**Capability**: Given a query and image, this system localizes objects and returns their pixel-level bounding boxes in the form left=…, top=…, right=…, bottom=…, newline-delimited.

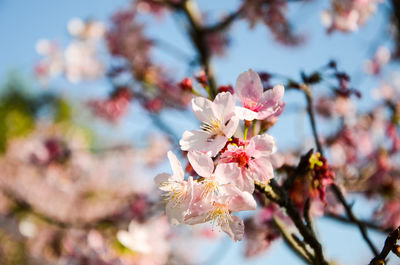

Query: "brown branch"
left=369, top=226, right=400, bottom=265
left=203, top=6, right=245, bottom=33
left=174, top=0, right=217, bottom=97
left=325, top=213, right=393, bottom=234
left=330, top=184, right=379, bottom=256
left=273, top=216, right=313, bottom=264
left=256, top=180, right=329, bottom=265
left=302, top=85, right=323, bottom=155
left=301, top=83, right=379, bottom=256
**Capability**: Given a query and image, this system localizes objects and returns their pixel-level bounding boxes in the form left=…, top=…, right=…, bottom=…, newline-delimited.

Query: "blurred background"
left=0, top=0, right=399, bottom=264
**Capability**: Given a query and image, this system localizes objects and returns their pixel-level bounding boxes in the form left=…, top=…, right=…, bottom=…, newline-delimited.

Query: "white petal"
left=180, top=130, right=227, bottom=157
left=192, top=96, right=213, bottom=123
left=206, top=135, right=228, bottom=157
left=166, top=202, right=188, bottom=225
left=223, top=116, right=239, bottom=138
left=154, top=173, right=172, bottom=189
left=117, top=231, right=134, bottom=249
left=212, top=92, right=235, bottom=121
left=235, top=106, right=258, bottom=121
left=187, top=151, right=214, bottom=178
left=180, top=130, right=210, bottom=152
left=167, top=151, right=184, bottom=181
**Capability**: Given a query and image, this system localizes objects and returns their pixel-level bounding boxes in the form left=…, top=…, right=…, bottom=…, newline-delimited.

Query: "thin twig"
left=330, top=184, right=379, bottom=256
left=369, top=226, right=400, bottom=265
left=325, top=213, right=393, bottom=234
left=301, top=83, right=379, bottom=256
left=256, top=180, right=329, bottom=265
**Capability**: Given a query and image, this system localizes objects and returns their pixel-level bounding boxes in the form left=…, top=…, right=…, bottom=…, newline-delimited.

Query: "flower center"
left=244, top=99, right=262, bottom=112
left=200, top=117, right=224, bottom=139
left=200, top=177, right=219, bottom=198
left=207, top=202, right=232, bottom=227
left=162, top=182, right=187, bottom=206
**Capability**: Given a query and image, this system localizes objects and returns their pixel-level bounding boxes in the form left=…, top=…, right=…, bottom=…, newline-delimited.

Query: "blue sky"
left=0, top=0, right=397, bottom=264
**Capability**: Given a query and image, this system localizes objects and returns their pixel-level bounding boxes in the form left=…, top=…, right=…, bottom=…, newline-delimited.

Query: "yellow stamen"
left=206, top=202, right=232, bottom=228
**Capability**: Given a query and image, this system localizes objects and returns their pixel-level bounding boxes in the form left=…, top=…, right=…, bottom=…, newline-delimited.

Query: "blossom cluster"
left=321, top=0, right=383, bottom=33
left=155, top=69, right=285, bottom=241
left=35, top=18, right=105, bottom=84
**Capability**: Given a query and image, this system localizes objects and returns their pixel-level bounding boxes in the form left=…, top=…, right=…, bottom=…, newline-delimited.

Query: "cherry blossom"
left=219, top=134, right=277, bottom=192
left=234, top=69, right=285, bottom=121
left=180, top=92, right=239, bottom=157
left=155, top=151, right=194, bottom=225
left=185, top=184, right=256, bottom=241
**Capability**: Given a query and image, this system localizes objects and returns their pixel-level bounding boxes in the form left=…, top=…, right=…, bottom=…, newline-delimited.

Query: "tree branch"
left=369, top=226, right=400, bottom=265
left=301, top=84, right=379, bottom=256
left=256, top=180, right=329, bottom=265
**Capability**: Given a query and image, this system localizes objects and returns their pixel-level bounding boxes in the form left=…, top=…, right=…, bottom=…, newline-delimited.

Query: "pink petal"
left=257, top=101, right=285, bottom=120
left=261, top=84, right=284, bottom=104
left=235, top=106, right=258, bottom=121
left=221, top=215, right=245, bottom=242
left=229, top=189, right=257, bottom=212
left=235, top=69, right=263, bottom=105
left=252, top=134, right=277, bottom=157
left=188, top=151, right=214, bottom=178
left=166, top=202, right=188, bottom=225
left=206, top=134, right=229, bottom=157
left=214, top=163, right=241, bottom=186
left=248, top=158, right=274, bottom=182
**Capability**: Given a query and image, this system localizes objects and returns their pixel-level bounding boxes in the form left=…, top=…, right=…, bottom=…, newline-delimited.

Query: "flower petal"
left=235, top=69, right=263, bottom=105
left=222, top=115, right=239, bottom=138
left=251, top=134, right=277, bottom=157
left=180, top=130, right=210, bottom=152
left=225, top=186, right=257, bottom=212
left=214, top=163, right=241, bottom=186
left=248, top=158, right=274, bottom=182
left=235, top=106, right=258, bottom=121
left=154, top=173, right=172, bottom=190
left=221, top=215, right=245, bottom=242
left=207, top=135, right=229, bottom=157
left=167, top=151, right=184, bottom=181
left=212, top=92, right=235, bottom=122
left=188, top=151, right=214, bottom=178
left=180, top=130, right=228, bottom=157
left=166, top=202, right=188, bottom=225
left=192, top=96, right=213, bottom=123
left=261, top=84, right=284, bottom=104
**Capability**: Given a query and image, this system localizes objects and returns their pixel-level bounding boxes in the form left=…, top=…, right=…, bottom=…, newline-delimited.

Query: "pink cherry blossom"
left=187, top=151, right=242, bottom=197
left=234, top=69, right=285, bottom=121
left=219, top=134, right=277, bottom=192
left=180, top=92, right=239, bottom=157
left=154, top=151, right=194, bottom=225
left=184, top=184, right=257, bottom=241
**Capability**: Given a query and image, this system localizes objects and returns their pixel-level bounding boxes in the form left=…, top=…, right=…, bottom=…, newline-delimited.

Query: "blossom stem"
left=243, top=121, right=250, bottom=140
